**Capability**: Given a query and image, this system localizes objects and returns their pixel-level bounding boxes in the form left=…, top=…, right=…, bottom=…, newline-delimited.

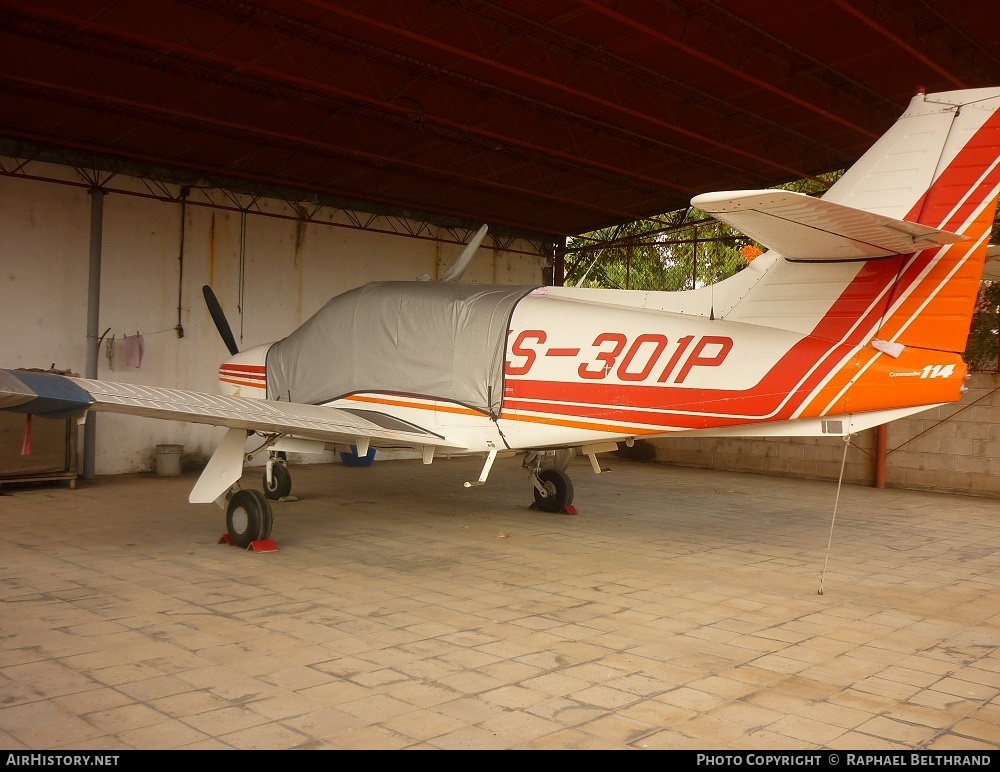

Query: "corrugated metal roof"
left=1, top=0, right=998, bottom=240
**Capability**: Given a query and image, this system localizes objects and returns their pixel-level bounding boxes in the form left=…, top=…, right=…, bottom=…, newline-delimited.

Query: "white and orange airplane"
left=3, top=86, right=1000, bottom=548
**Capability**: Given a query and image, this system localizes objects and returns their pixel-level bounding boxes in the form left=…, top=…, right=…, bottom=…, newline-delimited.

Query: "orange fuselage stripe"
left=220, top=377, right=267, bottom=389
left=344, top=394, right=483, bottom=417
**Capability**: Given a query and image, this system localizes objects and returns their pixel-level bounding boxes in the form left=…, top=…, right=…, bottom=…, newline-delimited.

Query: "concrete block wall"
left=882, top=372, right=1000, bottom=496
left=651, top=432, right=877, bottom=487
left=651, top=373, right=1000, bottom=498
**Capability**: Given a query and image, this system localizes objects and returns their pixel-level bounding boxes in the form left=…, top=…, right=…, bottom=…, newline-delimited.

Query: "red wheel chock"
left=218, top=535, right=279, bottom=552
left=528, top=503, right=579, bottom=515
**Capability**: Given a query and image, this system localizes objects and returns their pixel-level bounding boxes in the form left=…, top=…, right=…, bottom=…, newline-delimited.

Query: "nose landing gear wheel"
left=226, top=489, right=274, bottom=548
left=262, top=463, right=292, bottom=500
left=532, top=468, right=574, bottom=513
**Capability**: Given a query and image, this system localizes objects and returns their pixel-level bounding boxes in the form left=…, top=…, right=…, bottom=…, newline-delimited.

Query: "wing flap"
left=0, top=370, right=465, bottom=449
left=693, top=189, right=967, bottom=261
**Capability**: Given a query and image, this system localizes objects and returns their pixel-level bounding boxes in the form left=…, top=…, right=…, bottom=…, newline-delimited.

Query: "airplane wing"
left=0, top=369, right=464, bottom=449
left=692, top=189, right=967, bottom=261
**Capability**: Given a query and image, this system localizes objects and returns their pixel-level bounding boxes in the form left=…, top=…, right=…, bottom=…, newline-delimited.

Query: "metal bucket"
left=155, top=444, right=183, bottom=476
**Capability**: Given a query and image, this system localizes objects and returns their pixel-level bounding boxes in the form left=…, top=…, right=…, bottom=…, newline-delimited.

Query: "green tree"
left=565, top=172, right=845, bottom=292
left=565, top=210, right=754, bottom=291
left=964, top=282, right=999, bottom=371
left=963, top=221, right=1000, bottom=372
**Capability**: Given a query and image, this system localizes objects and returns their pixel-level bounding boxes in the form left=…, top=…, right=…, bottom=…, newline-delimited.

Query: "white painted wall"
left=0, top=163, right=547, bottom=474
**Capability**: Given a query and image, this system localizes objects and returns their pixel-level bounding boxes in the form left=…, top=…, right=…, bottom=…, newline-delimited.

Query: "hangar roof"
left=2, top=0, right=999, bottom=241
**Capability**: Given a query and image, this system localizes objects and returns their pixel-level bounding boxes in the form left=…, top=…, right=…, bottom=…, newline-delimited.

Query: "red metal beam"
left=471, top=0, right=860, bottom=158
left=0, top=126, right=574, bottom=236
left=828, top=0, right=967, bottom=89
left=299, top=0, right=827, bottom=182
left=0, top=1, right=704, bottom=196
left=575, top=0, right=880, bottom=141
left=0, top=72, right=667, bottom=224
left=183, top=0, right=849, bottom=181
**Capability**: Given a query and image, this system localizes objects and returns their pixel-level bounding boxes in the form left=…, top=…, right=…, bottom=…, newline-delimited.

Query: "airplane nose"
left=218, top=361, right=267, bottom=390
left=216, top=343, right=272, bottom=397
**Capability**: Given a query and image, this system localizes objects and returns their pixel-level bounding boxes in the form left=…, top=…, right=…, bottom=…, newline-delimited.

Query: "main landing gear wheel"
left=533, top=468, right=574, bottom=513
left=226, top=489, right=274, bottom=548
left=263, top=463, right=292, bottom=500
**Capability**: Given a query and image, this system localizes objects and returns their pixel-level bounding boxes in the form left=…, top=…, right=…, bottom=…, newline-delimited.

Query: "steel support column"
left=874, top=424, right=887, bottom=488
left=83, top=188, right=105, bottom=480
left=554, top=237, right=566, bottom=286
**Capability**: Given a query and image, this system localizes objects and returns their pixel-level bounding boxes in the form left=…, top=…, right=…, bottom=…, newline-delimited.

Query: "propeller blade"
left=202, top=285, right=239, bottom=355
left=440, top=224, right=488, bottom=282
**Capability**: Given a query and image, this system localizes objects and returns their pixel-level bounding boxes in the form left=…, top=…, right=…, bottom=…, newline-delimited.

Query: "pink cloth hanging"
left=123, top=334, right=144, bottom=368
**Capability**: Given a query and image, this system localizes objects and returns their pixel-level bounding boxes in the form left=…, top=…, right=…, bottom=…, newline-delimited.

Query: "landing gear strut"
left=263, top=454, right=292, bottom=500
left=191, top=428, right=280, bottom=551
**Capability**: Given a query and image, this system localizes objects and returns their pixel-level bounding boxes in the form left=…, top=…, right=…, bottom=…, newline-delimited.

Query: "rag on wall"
left=123, top=334, right=144, bottom=368
left=105, top=334, right=115, bottom=371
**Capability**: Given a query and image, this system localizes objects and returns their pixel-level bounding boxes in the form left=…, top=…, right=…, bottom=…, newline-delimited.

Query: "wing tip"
left=0, top=368, right=93, bottom=418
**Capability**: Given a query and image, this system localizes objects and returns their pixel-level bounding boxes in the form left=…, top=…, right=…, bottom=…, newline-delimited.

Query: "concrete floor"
left=1, top=454, right=999, bottom=750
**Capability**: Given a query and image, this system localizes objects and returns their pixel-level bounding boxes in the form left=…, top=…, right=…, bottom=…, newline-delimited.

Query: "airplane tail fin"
left=825, top=88, right=1000, bottom=355
left=703, top=88, right=1000, bottom=351
left=695, top=88, right=1000, bottom=422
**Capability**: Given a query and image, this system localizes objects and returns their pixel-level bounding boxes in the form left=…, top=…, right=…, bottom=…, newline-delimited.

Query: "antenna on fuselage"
left=439, top=224, right=489, bottom=282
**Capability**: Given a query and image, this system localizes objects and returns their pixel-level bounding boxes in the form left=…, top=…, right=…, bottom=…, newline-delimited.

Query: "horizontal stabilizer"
left=692, top=189, right=967, bottom=261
